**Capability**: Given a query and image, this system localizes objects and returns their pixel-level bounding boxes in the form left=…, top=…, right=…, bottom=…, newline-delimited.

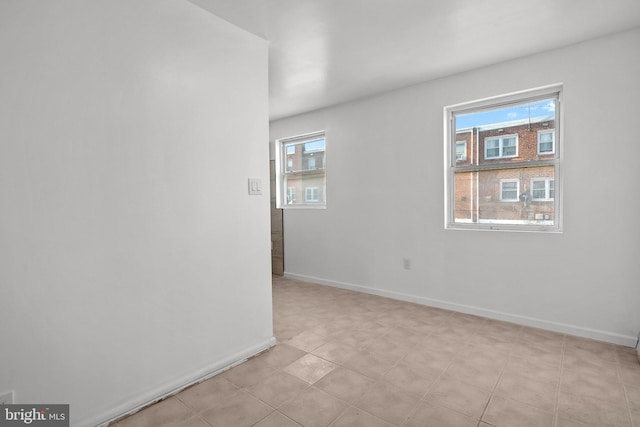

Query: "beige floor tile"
left=504, top=354, right=561, bottom=383
left=494, top=371, right=557, bottom=412
left=222, top=357, right=277, bottom=388
left=285, top=330, right=328, bottom=352
left=365, top=335, right=413, bottom=364
left=482, top=395, right=554, bottom=427
left=331, top=329, right=379, bottom=350
left=401, top=347, right=453, bottom=373
left=617, top=348, right=640, bottom=366
left=314, top=367, right=375, bottom=404
left=279, top=386, right=348, bottom=427
left=177, top=376, right=240, bottom=413
left=118, top=397, right=194, bottom=427
left=424, top=375, right=490, bottom=419
left=283, top=353, right=337, bottom=384
left=556, top=417, right=592, bottom=427
left=626, top=383, right=640, bottom=412
left=562, top=352, right=619, bottom=379
left=253, top=411, right=302, bottom=427
left=248, top=370, right=309, bottom=408
left=200, top=391, right=273, bottom=427
left=620, top=363, right=640, bottom=386
left=258, top=343, right=307, bottom=369
left=329, top=406, right=394, bottom=427
left=511, top=341, right=564, bottom=366
left=383, top=362, right=440, bottom=398
left=518, top=327, right=565, bottom=349
left=557, top=391, right=631, bottom=426
left=560, top=368, right=625, bottom=403
left=312, top=341, right=361, bottom=365
left=173, top=417, right=211, bottom=427
left=404, top=401, right=477, bottom=427
left=354, top=381, right=420, bottom=426
left=342, top=349, right=395, bottom=379
left=565, top=336, right=618, bottom=362
left=444, top=357, right=503, bottom=391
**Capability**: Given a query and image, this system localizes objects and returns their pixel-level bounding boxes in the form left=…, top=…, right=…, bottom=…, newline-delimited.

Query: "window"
left=538, top=129, right=555, bottom=154
left=444, top=84, right=562, bottom=232
left=305, top=187, right=319, bottom=202
left=455, top=141, right=467, bottom=161
left=500, top=179, right=519, bottom=201
left=485, top=135, right=518, bottom=159
left=287, top=187, right=296, bottom=204
left=276, top=131, right=326, bottom=208
left=531, top=178, right=554, bottom=201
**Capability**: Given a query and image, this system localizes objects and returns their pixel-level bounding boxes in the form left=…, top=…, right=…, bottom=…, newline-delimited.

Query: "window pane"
left=502, top=137, right=517, bottom=156
left=284, top=138, right=325, bottom=173
left=453, top=166, right=555, bottom=225
left=283, top=174, right=324, bottom=206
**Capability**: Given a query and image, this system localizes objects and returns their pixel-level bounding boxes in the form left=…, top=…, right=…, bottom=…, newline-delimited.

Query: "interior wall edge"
left=283, top=272, right=637, bottom=348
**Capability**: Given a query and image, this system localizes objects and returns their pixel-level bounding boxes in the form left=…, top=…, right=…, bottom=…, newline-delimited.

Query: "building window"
left=287, top=187, right=296, bottom=204
left=500, top=179, right=519, bottom=201
left=538, top=129, right=555, bottom=154
left=276, top=131, right=326, bottom=208
left=305, top=187, right=319, bottom=202
left=485, top=135, right=518, bottom=159
left=455, top=141, right=467, bottom=161
left=444, top=84, right=562, bottom=232
left=531, top=178, right=554, bottom=201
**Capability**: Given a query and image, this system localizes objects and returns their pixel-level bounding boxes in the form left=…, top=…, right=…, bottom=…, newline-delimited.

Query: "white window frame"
left=537, top=129, right=555, bottom=154
left=275, top=131, right=326, bottom=209
left=455, top=140, right=467, bottom=161
left=500, top=179, right=519, bottom=201
left=531, top=178, right=554, bottom=201
left=305, top=187, right=320, bottom=202
left=444, top=84, right=563, bottom=232
left=485, top=134, right=518, bottom=159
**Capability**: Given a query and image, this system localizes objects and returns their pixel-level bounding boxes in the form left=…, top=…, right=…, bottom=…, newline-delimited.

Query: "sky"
left=456, top=98, right=555, bottom=130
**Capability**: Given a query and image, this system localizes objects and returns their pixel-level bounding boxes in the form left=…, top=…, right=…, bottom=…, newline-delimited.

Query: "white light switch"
left=248, top=178, right=263, bottom=195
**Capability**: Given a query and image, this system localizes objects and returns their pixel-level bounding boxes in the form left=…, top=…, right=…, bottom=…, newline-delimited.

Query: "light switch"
left=248, top=178, right=263, bottom=195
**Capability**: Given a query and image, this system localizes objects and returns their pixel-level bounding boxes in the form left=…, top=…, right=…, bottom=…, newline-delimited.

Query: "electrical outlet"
left=403, top=258, right=411, bottom=270
left=0, top=390, right=14, bottom=404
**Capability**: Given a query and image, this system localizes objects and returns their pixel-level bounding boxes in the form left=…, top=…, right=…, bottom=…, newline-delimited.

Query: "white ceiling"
left=190, top=0, right=640, bottom=120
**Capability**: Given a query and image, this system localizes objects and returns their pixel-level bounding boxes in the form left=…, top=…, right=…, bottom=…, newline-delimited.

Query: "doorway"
left=270, top=160, right=284, bottom=275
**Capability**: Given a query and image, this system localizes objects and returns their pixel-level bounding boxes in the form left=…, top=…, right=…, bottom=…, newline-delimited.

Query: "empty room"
left=1, top=1, right=639, bottom=426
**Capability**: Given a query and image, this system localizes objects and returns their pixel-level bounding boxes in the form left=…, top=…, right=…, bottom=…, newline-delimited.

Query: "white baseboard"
left=78, top=336, right=276, bottom=427
left=284, top=272, right=637, bottom=348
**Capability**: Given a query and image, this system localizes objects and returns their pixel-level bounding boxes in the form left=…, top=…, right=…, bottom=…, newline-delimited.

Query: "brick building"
left=454, top=115, right=555, bottom=224
left=284, top=140, right=326, bottom=205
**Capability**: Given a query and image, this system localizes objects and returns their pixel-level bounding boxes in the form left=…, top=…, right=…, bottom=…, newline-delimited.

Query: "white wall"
left=270, top=28, right=640, bottom=346
left=0, top=1, right=271, bottom=426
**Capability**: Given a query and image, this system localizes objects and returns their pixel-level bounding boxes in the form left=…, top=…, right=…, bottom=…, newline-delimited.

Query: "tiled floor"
left=115, top=276, right=640, bottom=427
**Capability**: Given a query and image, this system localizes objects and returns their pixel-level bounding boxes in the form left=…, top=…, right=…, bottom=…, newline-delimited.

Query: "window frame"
left=275, top=130, right=326, bottom=209
left=485, top=134, right=518, bottom=159
left=305, top=187, right=320, bottom=202
left=500, top=179, right=520, bottom=202
left=531, top=178, right=554, bottom=201
left=537, top=129, right=555, bottom=155
left=455, top=140, right=467, bottom=162
left=444, top=84, right=563, bottom=233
